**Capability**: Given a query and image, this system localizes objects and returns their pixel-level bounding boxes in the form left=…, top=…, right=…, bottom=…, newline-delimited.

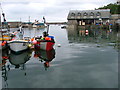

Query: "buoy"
left=85, top=30, right=89, bottom=35
left=86, top=33, right=89, bottom=35
left=45, top=37, right=51, bottom=40
left=2, top=56, right=8, bottom=60
left=28, top=44, right=32, bottom=47
left=85, top=30, right=88, bottom=33
left=57, top=44, right=61, bottom=47
left=33, top=40, right=37, bottom=44
left=44, top=62, right=50, bottom=67
left=97, top=44, right=101, bottom=47
left=31, top=38, right=34, bottom=41
left=1, top=41, right=6, bottom=46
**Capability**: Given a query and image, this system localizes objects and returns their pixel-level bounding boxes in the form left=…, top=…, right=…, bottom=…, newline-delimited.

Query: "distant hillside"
left=97, top=2, right=120, bottom=14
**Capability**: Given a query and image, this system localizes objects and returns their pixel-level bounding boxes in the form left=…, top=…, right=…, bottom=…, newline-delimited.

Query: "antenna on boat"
left=29, top=16, right=30, bottom=23
left=0, top=3, right=10, bottom=32
left=0, top=15, right=1, bottom=31
left=0, top=3, right=6, bottom=22
left=47, top=25, right=49, bottom=34
left=0, top=3, right=3, bottom=31
left=43, top=16, right=46, bottom=24
left=20, top=18, right=21, bottom=22
left=43, top=16, right=49, bottom=34
left=0, top=3, right=7, bottom=27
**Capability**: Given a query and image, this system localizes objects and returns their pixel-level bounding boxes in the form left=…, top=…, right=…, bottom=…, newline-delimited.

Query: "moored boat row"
left=1, top=27, right=55, bottom=53
left=1, top=12, right=55, bottom=52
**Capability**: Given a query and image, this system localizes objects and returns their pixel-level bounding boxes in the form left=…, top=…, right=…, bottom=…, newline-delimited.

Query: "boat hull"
left=9, top=40, right=29, bottom=52
left=34, top=41, right=54, bottom=51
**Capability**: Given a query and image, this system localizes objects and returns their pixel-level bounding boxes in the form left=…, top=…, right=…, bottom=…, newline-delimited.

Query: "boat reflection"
left=2, top=49, right=32, bottom=88
left=67, top=27, right=118, bottom=48
left=34, top=49, right=56, bottom=70
left=2, top=48, right=10, bottom=88
left=2, top=48, right=9, bottom=69
left=9, top=49, right=32, bottom=69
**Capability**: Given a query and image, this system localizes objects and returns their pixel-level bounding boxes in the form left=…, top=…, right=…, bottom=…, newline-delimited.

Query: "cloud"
left=1, top=0, right=117, bottom=22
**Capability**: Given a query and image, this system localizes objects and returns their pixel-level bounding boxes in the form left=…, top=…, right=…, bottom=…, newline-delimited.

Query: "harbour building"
left=67, top=9, right=110, bottom=29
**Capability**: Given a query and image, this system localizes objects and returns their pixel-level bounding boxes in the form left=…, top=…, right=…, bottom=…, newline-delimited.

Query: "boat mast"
left=29, top=16, right=30, bottom=23
left=20, top=18, right=21, bottom=23
left=0, top=3, right=3, bottom=43
left=28, top=16, right=31, bottom=29
left=0, top=9, right=1, bottom=32
left=0, top=3, right=9, bottom=31
left=43, top=16, right=46, bottom=24
left=0, top=3, right=3, bottom=31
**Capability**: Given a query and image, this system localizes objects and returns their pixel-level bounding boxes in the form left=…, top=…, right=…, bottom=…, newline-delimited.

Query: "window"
left=83, top=12, right=88, bottom=16
left=96, top=12, right=101, bottom=16
left=90, top=12, right=94, bottom=16
left=71, top=13, right=75, bottom=16
left=77, top=13, right=81, bottom=16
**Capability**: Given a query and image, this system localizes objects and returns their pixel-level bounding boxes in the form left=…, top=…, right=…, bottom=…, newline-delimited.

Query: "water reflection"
left=2, top=48, right=10, bottom=88
left=34, top=49, right=56, bottom=70
left=1, top=26, right=118, bottom=88
left=9, top=50, right=32, bottom=69
left=2, top=49, right=32, bottom=88
left=67, top=27, right=119, bottom=49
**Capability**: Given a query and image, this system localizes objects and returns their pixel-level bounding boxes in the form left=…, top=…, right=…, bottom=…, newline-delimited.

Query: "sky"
left=0, top=0, right=117, bottom=22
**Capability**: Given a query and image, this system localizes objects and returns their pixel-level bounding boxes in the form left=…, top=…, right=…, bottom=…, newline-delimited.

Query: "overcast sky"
left=0, top=0, right=117, bottom=22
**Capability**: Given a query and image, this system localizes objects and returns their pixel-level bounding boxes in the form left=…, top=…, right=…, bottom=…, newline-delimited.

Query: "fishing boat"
left=32, top=21, right=55, bottom=51
left=8, top=26, right=32, bottom=52
left=8, top=40, right=30, bottom=52
left=0, top=10, right=15, bottom=50
left=0, top=31, right=16, bottom=50
left=33, top=35, right=55, bottom=51
left=34, top=41, right=55, bottom=51
left=33, top=23, right=47, bottom=28
left=32, top=17, right=47, bottom=28
left=61, top=25, right=67, bottom=29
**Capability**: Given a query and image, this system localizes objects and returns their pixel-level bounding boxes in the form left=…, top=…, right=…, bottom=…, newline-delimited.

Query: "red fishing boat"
left=33, top=35, right=55, bottom=51
left=33, top=31, right=55, bottom=51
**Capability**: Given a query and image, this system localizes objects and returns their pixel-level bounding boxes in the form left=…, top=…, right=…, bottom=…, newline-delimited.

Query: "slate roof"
left=67, top=9, right=110, bottom=20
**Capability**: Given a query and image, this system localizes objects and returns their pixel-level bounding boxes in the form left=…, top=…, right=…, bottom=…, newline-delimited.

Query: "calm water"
left=1, top=25, right=118, bottom=88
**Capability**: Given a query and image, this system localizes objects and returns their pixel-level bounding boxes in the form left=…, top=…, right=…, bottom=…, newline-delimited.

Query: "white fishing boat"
left=32, top=17, right=47, bottom=28
left=8, top=40, right=30, bottom=52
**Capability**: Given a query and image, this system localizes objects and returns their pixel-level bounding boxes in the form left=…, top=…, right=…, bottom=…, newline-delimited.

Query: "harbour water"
left=1, top=25, right=118, bottom=88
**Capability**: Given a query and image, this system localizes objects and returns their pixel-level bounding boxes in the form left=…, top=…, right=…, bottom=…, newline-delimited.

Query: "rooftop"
left=67, top=9, right=110, bottom=20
